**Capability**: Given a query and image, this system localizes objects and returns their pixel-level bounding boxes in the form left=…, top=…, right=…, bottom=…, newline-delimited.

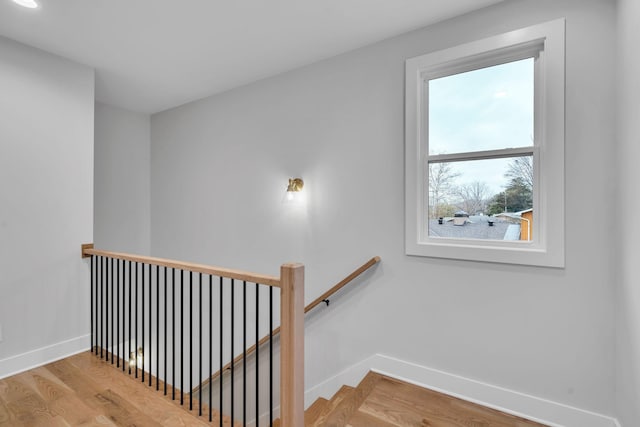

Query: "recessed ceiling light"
left=12, top=0, right=38, bottom=9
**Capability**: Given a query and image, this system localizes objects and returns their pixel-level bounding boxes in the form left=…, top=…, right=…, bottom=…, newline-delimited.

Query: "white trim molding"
left=305, top=353, right=620, bottom=427
left=0, top=334, right=90, bottom=379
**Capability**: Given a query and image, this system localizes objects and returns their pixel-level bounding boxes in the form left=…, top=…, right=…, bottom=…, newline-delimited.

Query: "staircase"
left=277, top=372, right=550, bottom=427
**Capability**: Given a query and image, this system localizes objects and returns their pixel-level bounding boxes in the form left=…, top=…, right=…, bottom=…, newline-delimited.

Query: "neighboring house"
left=494, top=209, right=533, bottom=241
left=520, top=209, right=533, bottom=241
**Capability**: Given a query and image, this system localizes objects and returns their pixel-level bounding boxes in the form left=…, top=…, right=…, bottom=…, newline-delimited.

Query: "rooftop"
left=428, top=215, right=521, bottom=240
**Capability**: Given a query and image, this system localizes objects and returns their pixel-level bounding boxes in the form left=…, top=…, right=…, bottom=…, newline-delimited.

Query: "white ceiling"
left=0, top=0, right=503, bottom=114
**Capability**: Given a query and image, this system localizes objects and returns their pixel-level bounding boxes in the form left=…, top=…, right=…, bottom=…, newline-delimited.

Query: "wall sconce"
left=129, top=347, right=143, bottom=367
left=286, top=178, right=304, bottom=201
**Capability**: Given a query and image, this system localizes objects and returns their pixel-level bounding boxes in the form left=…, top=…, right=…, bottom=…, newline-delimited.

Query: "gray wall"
left=0, top=37, right=94, bottom=360
left=616, top=0, right=640, bottom=425
left=94, top=102, right=151, bottom=254
left=151, top=0, right=617, bottom=416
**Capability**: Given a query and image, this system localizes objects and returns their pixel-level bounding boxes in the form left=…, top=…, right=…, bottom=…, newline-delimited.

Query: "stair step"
left=309, top=385, right=355, bottom=427
left=322, top=372, right=383, bottom=427
left=272, top=397, right=330, bottom=427
left=352, top=375, right=548, bottom=427
left=281, top=370, right=549, bottom=427
left=305, top=397, right=330, bottom=426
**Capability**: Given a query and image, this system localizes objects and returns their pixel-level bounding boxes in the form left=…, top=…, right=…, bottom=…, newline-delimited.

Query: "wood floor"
left=1, top=351, right=550, bottom=427
left=0, top=351, right=233, bottom=427
left=302, top=372, right=550, bottom=427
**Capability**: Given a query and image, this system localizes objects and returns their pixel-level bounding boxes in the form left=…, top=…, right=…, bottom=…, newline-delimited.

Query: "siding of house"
left=520, top=210, right=533, bottom=241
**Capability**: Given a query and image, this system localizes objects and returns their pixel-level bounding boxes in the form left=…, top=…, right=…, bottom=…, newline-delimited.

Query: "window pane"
left=428, top=58, right=534, bottom=155
left=427, top=156, right=533, bottom=241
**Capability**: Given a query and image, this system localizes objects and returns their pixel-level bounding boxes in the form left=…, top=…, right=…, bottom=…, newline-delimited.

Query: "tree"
left=486, top=157, right=534, bottom=215
left=428, top=162, right=460, bottom=218
left=506, top=156, right=533, bottom=192
left=455, top=181, right=490, bottom=215
left=487, top=178, right=533, bottom=215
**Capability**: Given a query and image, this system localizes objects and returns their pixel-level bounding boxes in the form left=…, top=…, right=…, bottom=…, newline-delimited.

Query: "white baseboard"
left=304, top=353, right=621, bottom=427
left=0, top=334, right=90, bottom=379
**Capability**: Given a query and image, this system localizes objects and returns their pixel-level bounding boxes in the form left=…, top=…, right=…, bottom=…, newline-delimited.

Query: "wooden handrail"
left=193, top=256, right=381, bottom=394
left=81, top=244, right=281, bottom=287
left=305, top=256, right=381, bottom=313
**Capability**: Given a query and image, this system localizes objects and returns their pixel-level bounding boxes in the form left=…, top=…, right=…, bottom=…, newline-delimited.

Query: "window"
left=405, top=19, right=565, bottom=267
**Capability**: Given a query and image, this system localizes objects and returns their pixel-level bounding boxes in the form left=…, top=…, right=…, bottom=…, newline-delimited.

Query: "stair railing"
left=81, top=243, right=304, bottom=427
left=194, top=256, right=382, bottom=394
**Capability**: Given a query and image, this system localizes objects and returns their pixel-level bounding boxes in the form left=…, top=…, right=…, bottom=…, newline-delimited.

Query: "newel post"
left=279, top=263, right=305, bottom=427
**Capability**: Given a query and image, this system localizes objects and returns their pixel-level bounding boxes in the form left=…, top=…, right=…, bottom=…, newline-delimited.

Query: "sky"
left=428, top=57, right=534, bottom=195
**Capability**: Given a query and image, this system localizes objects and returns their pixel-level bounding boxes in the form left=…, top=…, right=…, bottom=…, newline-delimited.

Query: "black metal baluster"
left=104, top=257, right=107, bottom=359
left=231, top=279, right=235, bottom=425
left=181, top=269, right=184, bottom=406
left=243, top=281, right=247, bottom=427
left=111, top=257, right=114, bottom=364
left=117, top=259, right=120, bottom=368
left=121, top=260, right=126, bottom=372
left=90, top=255, right=94, bottom=353
left=96, top=256, right=100, bottom=356
left=135, top=262, right=139, bottom=378
left=209, top=275, right=213, bottom=423
left=121, top=260, right=125, bottom=370
left=172, top=268, right=176, bottom=400
left=199, top=273, right=203, bottom=417
left=156, top=265, right=160, bottom=391
left=103, top=256, right=106, bottom=358
left=106, top=258, right=110, bottom=362
left=269, top=285, right=273, bottom=426
left=219, top=277, right=224, bottom=427
left=100, top=256, right=104, bottom=358
left=164, top=266, right=168, bottom=395
left=142, top=263, right=145, bottom=383
left=149, top=263, right=152, bottom=387
left=189, top=271, right=193, bottom=411
left=129, top=261, right=132, bottom=375
left=256, top=283, right=259, bottom=424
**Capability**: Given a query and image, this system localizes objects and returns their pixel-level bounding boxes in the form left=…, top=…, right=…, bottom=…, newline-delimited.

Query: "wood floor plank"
left=74, top=355, right=210, bottom=426
left=0, top=400, right=12, bottom=424
left=48, top=393, right=100, bottom=426
left=76, top=414, right=119, bottom=427
left=0, top=352, right=223, bottom=427
left=0, top=377, right=36, bottom=404
left=29, top=372, right=72, bottom=403
left=347, top=409, right=399, bottom=427
left=75, top=352, right=241, bottom=427
left=4, top=392, right=56, bottom=427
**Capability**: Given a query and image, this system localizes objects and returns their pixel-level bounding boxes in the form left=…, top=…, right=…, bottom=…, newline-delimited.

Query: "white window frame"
left=405, top=19, right=565, bottom=267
